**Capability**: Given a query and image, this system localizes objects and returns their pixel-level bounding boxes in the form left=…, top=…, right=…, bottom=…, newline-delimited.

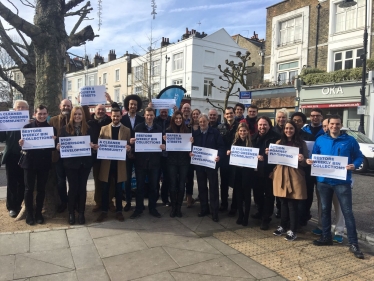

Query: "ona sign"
left=322, top=86, right=343, bottom=95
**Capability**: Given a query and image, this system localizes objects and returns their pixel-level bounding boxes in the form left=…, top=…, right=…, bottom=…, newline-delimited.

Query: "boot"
left=176, top=190, right=185, bottom=218
left=242, top=208, right=250, bottom=226
left=170, top=191, right=177, bottom=218
left=236, top=208, right=243, bottom=225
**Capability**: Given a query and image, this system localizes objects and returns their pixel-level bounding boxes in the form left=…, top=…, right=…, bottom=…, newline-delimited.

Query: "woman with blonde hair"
left=57, top=106, right=97, bottom=225
left=191, top=109, right=201, bottom=132
left=227, top=123, right=255, bottom=226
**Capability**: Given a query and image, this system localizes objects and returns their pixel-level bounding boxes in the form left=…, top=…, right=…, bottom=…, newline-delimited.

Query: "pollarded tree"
left=0, top=0, right=97, bottom=115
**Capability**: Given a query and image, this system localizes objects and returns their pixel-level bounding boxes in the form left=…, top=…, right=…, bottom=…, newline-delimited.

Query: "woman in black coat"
left=57, top=106, right=97, bottom=225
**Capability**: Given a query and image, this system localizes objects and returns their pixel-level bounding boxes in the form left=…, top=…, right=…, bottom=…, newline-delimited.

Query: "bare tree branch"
left=19, top=0, right=35, bottom=8
left=16, top=28, right=29, bottom=48
left=67, top=25, right=96, bottom=49
left=0, top=65, right=23, bottom=93
left=64, top=0, right=86, bottom=13
left=6, top=0, right=18, bottom=15
left=69, top=1, right=92, bottom=36
left=205, top=98, right=224, bottom=112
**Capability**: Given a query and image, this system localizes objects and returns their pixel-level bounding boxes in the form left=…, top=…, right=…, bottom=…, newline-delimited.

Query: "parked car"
left=341, top=127, right=374, bottom=173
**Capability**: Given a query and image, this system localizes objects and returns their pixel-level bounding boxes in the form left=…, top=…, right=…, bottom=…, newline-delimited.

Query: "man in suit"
left=96, top=107, right=131, bottom=222
left=0, top=100, right=29, bottom=218
left=120, top=95, right=145, bottom=212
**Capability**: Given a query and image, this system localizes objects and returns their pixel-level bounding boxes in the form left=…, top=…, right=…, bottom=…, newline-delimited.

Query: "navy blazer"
left=120, top=114, right=145, bottom=138
left=192, top=127, right=225, bottom=171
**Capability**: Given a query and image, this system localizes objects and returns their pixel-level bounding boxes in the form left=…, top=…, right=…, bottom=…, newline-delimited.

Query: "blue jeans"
left=135, top=168, right=159, bottom=212
left=317, top=182, right=357, bottom=245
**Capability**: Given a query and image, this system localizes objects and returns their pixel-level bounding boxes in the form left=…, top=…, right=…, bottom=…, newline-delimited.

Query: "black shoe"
left=242, top=219, right=248, bottom=227
left=260, top=219, right=270, bottom=230
left=9, top=210, right=18, bottom=218
left=130, top=210, right=142, bottom=219
left=349, top=244, right=364, bottom=259
left=96, top=212, right=108, bottom=222
left=313, top=236, right=333, bottom=246
left=69, top=213, right=76, bottom=225
left=123, top=203, right=131, bottom=212
left=149, top=209, right=161, bottom=218
left=35, top=213, right=44, bottom=224
left=228, top=209, right=237, bottom=217
left=236, top=217, right=243, bottom=225
left=212, top=214, right=219, bottom=222
left=275, top=208, right=281, bottom=218
left=57, top=202, right=67, bottom=213
left=219, top=205, right=228, bottom=212
left=26, top=215, right=35, bottom=226
left=78, top=213, right=85, bottom=225
left=170, top=207, right=176, bottom=218
left=176, top=208, right=182, bottom=218
left=198, top=210, right=210, bottom=217
left=251, top=212, right=262, bottom=220
left=163, top=201, right=171, bottom=207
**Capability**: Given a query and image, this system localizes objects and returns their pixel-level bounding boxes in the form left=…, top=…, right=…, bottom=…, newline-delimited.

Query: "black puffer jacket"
left=165, top=127, right=191, bottom=166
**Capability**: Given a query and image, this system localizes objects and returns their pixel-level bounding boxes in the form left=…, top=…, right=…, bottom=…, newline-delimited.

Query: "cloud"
left=169, top=0, right=274, bottom=12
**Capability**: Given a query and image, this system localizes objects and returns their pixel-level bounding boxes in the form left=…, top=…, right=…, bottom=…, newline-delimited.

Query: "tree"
left=0, top=0, right=97, bottom=115
left=206, top=51, right=255, bottom=112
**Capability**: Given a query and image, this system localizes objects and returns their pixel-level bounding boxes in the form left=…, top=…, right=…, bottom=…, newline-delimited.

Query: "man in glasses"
left=302, top=108, right=324, bottom=138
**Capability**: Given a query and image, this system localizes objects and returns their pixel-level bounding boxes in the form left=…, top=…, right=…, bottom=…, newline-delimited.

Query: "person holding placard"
left=306, top=115, right=364, bottom=259
left=267, top=121, right=308, bottom=241
left=191, top=114, right=225, bottom=222
left=227, top=123, right=254, bottom=226
left=163, top=110, right=192, bottom=218
left=96, top=108, right=131, bottom=223
left=129, top=107, right=165, bottom=219
left=18, top=105, right=57, bottom=225
left=251, top=116, right=280, bottom=230
left=57, top=106, right=97, bottom=225
left=0, top=100, right=29, bottom=218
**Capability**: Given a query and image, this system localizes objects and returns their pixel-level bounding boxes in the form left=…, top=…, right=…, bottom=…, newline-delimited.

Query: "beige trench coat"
left=98, top=123, right=131, bottom=183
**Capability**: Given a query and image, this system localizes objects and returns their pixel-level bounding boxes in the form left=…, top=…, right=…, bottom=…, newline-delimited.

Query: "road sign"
left=239, top=91, right=252, bottom=105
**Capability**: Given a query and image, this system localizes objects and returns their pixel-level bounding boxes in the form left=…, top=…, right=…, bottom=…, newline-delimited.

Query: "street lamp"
left=339, top=0, right=367, bottom=134
left=165, top=55, right=170, bottom=88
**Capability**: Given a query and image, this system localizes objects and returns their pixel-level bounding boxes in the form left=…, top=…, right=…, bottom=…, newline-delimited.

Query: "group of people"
left=1, top=97, right=364, bottom=259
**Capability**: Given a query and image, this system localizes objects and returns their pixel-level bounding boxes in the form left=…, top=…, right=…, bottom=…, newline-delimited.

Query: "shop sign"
left=321, top=86, right=343, bottom=95
left=301, top=102, right=360, bottom=109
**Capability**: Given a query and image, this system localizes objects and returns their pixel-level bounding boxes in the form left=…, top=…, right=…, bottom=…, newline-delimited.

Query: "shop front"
left=299, top=82, right=370, bottom=132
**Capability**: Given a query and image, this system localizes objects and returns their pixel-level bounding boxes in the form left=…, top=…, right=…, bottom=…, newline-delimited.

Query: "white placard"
left=268, top=144, right=299, bottom=168
left=97, top=139, right=127, bottom=161
left=166, top=133, right=192, bottom=151
left=311, top=154, right=348, bottom=180
left=59, top=135, right=91, bottom=158
left=305, top=141, right=315, bottom=158
left=229, top=146, right=259, bottom=169
left=191, top=146, right=217, bottom=169
left=151, top=99, right=176, bottom=109
left=80, top=85, right=106, bottom=106
left=21, top=127, right=55, bottom=150
left=0, top=110, right=29, bottom=131
left=135, top=132, right=162, bottom=152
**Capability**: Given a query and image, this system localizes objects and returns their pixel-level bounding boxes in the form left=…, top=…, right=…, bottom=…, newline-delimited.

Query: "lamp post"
left=165, top=55, right=170, bottom=88
left=339, top=0, right=368, bottom=134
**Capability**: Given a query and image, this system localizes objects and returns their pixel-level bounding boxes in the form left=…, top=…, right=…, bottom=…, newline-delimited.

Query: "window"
left=115, top=69, right=120, bottom=81
left=103, top=73, right=107, bottom=84
left=88, top=75, right=94, bottom=86
left=279, top=16, right=302, bottom=46
left=152, top=83, right=160, bottom=97
left=67, top=80, right=72, bottom=91
left=203, top=79, right=213, bottom=97
left=99, top=77, right=102, bottom=85
left=334, top=48, right=364, bottom=70
left=77, top=78, right=82, bottom=90
left=135, top=66, right=143, bottom=81
left=135, top=86, right=142, bottom=96
left=277, top=61, right=299, bottom=84
left=173, top=52, right=183, bottom=71
left=151, top=60, right=160, bottom=76
left=114, top=88, right=120, bottom=102
left=173, top=79, right=183, bottom=86
left=335, top=0, right=365, bottom=33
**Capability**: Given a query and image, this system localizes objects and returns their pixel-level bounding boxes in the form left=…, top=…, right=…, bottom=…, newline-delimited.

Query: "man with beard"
left=241, top=105, right=259, bottom=136
left=49, top=99, right=72, bottom=213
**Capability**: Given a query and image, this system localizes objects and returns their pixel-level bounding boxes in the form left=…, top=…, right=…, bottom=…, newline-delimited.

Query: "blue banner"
left=156, top=85, right=186, bottom=116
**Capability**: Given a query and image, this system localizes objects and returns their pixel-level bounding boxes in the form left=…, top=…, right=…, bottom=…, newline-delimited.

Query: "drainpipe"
left=315, top=3, right=321, bottom=68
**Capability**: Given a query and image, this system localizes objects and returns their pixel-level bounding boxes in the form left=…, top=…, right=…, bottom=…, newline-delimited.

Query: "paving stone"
left=93, top=232, right=148, bottom=258
left=167, top=238, right=221, bottom=254
left=29, top=271, right=77, bottom=281
left=13, top=255, right=71, bottom=279
left=170, top=271, right=255, bottom=280
left=19, top=248, right=75, bottom=270
left=66, top=228, right=93, bottom=247
left=137, top=232, right=197, bottom=248
left=88, top=225, right=133, bottom=239
left=171, top=256, right=255, bottom=278
left=228, top=253, right=278, bottom=279
left=163, top=246, right=222, bottom=267
left=213, top=231, right=248, bottom=244
left=194, top=216, right=225, bottom=234
left=131, top=271, right=175, bottom=281
left=203, top=237, right=239, bottom=255
left=140, top=223, right=198, bottom=237
left=0, top=233, right=29, bottom=256
left=103, top=247, right=179, bottom=281
left=70, top=244, right=102, bottom=269
left=0, top=255, right=15, bottom=281
left=75, top=265, right=110, bottom=281
left=176, top=216, right=204, bottom=232
left=30, top=230, right=69, bottom=252
left=258, top=276, right=287, bottom=281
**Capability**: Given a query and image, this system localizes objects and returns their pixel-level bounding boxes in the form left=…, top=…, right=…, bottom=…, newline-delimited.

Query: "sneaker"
left=349, top=244, right=364, bottom=259
left=313, top=236, right=333, bottom=246
left=333, top=235, right=343, bottom=244
left=273, top=226, right=286, bottom=236
left=130, top=210, right=142, bottom=219
left=312, top=227, right=322, bottom=235
left=285, top=230, right=297, bottom=241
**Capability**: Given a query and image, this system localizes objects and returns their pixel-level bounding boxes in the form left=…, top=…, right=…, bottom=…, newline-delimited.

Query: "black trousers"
left=125, top=158, right=135, bottom=204
left=6, top=153, right=25, bottom=211
left=280, top=198, right=299, bottom=232
left=102, top=170, right=123, bottom=213
left=196, top=168, right=219, bottom=215
left=235, top=168, right=252, bottom=216
left=253, top=174, right=274, bottom=221
left=185, top=164, right=195, bottom=196
left=299, top=174, right=315, bottom=224
left=157, top=156, right=169, bottom=203
left=65, top=166, right=91, bottom=214
left=24, top=168, right=49, bottom=215
left=55, top=158, right=68, bottom=204
left=219, top=166, right=230, bottom=208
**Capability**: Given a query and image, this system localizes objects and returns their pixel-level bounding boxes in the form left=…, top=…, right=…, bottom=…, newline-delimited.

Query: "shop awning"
left=300, top=102, right=360, bottom=109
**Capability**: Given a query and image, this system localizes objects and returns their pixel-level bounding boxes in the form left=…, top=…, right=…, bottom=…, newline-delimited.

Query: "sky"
left=2, top=0, right=281, bottom=60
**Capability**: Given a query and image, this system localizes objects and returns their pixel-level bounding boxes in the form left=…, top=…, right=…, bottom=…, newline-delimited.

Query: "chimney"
left=108, top=50, right=116, bottom=62
left=94, top=53, right=104, bottom=67
left=161, top=37, right=170, bottom=47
